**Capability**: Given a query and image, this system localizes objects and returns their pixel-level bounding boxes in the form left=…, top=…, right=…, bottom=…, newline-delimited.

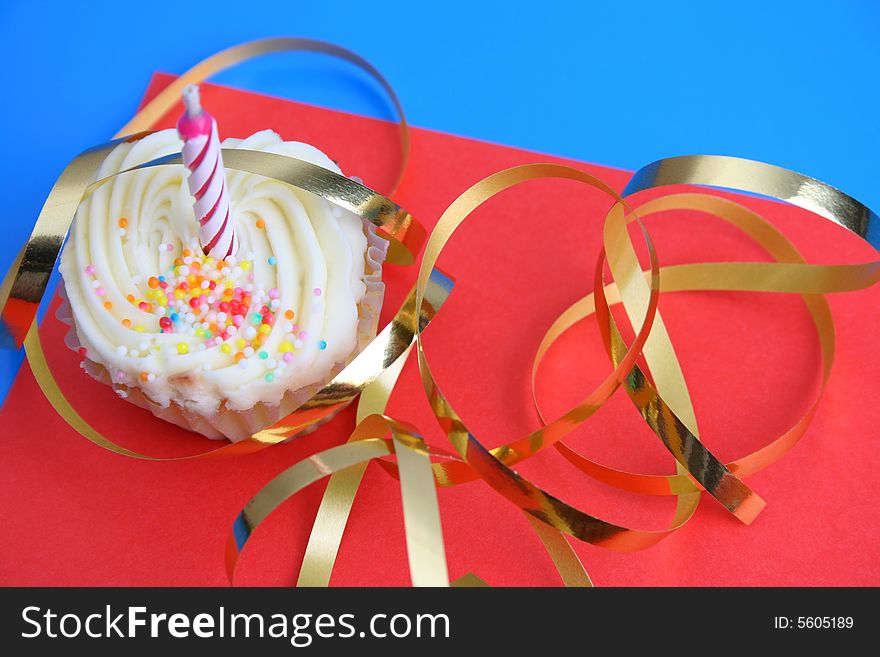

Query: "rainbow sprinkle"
left=85, top=243, right=332, bottom=385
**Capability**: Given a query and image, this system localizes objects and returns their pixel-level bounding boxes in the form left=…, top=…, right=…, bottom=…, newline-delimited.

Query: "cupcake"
left=57, top=125, right=387, bottom=441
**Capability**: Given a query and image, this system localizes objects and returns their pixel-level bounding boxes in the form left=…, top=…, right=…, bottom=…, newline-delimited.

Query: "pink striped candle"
left=177, top=85, right=238, bottom=259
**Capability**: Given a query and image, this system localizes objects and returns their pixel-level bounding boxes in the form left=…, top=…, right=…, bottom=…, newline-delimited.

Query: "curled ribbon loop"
left=232, top=161, right=878, bottom=586
left=542, top=193, right=875, bottom=496
left=410, top=165, right=703, bottom=548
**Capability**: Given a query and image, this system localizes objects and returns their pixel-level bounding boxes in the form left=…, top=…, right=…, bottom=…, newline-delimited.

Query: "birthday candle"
left=177, top=84, right=238, bottom=259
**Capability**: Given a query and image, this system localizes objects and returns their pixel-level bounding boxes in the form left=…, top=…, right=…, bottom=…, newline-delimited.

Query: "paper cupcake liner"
left=57, top=220, right=389, bottom=442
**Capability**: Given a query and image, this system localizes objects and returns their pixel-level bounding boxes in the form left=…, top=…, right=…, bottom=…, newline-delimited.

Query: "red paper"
left=1, top=73, right=878, bottom=586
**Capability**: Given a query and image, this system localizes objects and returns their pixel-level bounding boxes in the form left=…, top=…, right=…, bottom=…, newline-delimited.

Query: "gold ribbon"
left=229, top=162, right=878, bottom=585
left=3, top=38, right=879, bottom=586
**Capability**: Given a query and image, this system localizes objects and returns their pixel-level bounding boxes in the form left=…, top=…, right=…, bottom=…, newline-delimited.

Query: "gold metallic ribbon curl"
left=228, top=159, right=878, bottom=586
left=2, top=38, right=880, bottom=586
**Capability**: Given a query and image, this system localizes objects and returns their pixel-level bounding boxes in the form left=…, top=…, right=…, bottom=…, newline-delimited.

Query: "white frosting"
left=59, top=129, right=373, bottom=415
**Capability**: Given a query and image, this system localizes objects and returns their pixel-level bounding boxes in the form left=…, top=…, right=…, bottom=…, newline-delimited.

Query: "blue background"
left=0, top=0, right=877, bottom=400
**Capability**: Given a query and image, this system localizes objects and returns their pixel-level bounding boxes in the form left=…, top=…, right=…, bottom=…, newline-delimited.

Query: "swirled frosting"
left=59, top=129, right=378, bottom=416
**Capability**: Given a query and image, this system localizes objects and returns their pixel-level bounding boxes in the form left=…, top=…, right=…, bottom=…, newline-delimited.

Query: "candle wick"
left=182, top=84, right=202, bottom=117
